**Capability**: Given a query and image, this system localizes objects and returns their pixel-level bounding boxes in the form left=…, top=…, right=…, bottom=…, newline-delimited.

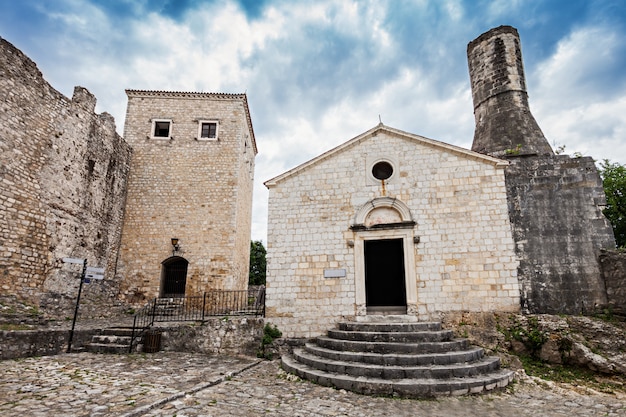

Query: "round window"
left=372, top=161, right=394, bottom=180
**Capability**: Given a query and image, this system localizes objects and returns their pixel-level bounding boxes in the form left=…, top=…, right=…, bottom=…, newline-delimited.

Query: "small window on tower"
left=151, top=119, right=172, bottom=139
left=197, top=121, right=219, bottom=141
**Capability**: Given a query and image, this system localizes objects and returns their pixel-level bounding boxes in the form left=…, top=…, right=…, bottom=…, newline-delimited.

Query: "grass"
left=519, top=354, right=626, bottom=394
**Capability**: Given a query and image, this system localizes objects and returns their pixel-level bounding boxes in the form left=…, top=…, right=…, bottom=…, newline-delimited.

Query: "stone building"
left=264, top=25, right=617, bottom=338
left=0, top=38, right=132, bottom=317
left=265, top=126, right=521, bottom=338
left=0, top=37, right=257, bottom=318
left=116, top=91, right=257, bottom=303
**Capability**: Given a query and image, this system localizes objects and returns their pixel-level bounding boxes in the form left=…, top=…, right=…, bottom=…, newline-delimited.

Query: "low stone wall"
left=0, top=328, right=99, bottom=361
left=599, top=250, right=626, bottom=317
left=157, top=317, right=264, bottom=357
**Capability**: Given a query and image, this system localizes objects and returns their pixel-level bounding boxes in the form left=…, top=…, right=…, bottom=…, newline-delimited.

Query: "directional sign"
left=86, top=266, right=104, bottom=274
left=63, top=257, right=86, bottom=264
left=85, top=273, right=104, bottom=280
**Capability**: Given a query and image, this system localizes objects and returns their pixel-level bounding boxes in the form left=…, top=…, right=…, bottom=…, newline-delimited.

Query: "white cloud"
left=531, top=26, right=626, bottom=164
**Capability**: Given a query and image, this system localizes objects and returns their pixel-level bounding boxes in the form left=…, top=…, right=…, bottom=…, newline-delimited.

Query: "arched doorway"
left=160, top=256, right=188, bottom=297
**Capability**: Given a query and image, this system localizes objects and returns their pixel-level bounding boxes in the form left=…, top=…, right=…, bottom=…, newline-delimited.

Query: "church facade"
left=264, top=126, right=521, bottom=338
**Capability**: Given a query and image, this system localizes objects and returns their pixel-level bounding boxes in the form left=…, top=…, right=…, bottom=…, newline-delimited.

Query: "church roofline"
left=125, top=89, right=257, bottom=155
left=264, top=123, right=508, bottom=188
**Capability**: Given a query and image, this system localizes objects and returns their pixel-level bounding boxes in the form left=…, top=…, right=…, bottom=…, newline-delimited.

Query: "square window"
left=151, top=119, right=172, bottom=139
left=198, top=121, right=218, bottom=141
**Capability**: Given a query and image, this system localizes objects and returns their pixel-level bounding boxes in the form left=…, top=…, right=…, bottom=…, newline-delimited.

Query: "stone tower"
left=467, top=27, right=615, bottom=315
left=116, top=91, right=257, bottom=303
left=467, top=25, right=553, bottom=157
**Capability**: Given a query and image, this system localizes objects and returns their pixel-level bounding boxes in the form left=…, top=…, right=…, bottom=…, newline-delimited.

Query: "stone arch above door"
left=353, top=197, right=414, bottom=229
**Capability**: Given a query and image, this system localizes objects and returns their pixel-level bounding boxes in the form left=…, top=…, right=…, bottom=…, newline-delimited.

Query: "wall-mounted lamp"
left=347, top=240, right=355, bottom=248
left=413, top=236, right=420, bottom=244
left=171, top=237, right=180, bottom=255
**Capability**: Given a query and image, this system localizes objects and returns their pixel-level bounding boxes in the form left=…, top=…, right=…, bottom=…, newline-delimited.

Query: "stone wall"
left=0, top=328, right=99, bottom=360
left=0, top=37, right=132, bottom=319
left=505, top=155, right=616, bottom=314
left=265, top=125, right=520, bottom=338
left=599, top=250, right=626, bottom=317
left=158, top=317, right=264, bottom=357
left=116, top=91, right=256, bottom=303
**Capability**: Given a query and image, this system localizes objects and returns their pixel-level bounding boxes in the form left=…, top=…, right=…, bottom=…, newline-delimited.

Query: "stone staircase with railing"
left=281, top=317, right=515, bottom=398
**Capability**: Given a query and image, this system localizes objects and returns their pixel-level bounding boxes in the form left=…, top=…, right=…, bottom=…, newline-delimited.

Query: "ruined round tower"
left=466, top=26, right=616, bottom=315
left=467, top=25, right=553, bottom=156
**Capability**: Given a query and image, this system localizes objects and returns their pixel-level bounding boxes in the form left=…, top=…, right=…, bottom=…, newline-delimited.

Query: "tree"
left=249, top=240, right=267, bottom=285
left=598, top=159, right=626, bottom=248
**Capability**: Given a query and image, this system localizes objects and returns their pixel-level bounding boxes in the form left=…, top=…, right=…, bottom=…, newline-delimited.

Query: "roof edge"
left=264, top=124, right=507, bottom=188
left=125, top=89, right=257, bottom=154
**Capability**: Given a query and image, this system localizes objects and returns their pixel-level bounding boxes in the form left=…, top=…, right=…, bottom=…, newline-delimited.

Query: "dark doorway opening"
left=364, top=238, right=407, bottom=313
left=161, top=257, right=188, bottom=297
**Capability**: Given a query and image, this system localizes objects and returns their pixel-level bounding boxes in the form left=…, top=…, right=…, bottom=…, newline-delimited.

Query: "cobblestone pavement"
left=1, top=353, right=624, bottom=417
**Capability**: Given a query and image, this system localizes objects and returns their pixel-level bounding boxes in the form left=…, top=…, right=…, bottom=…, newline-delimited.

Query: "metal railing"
left=129, top=287, right=265, bottom=352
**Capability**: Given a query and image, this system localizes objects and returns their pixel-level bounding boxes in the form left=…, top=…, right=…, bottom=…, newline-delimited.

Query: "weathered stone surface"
left=467, top=26, right=553, bottom=157
left=504, top=156, right=615, bottom=315
left=116, top=90, right=256, bottom=303
left=158, top=317, right=264, bottom=356
left=599, top=250, right=626, bottom=317
left=0, top=37, right=132, bottom=319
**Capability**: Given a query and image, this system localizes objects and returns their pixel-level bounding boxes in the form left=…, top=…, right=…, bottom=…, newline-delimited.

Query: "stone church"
left=264, top=26, right=616, bottom=338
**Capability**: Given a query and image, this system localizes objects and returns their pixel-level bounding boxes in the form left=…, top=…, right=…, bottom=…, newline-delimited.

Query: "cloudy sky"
left=2, top=0, right=626, bottom=242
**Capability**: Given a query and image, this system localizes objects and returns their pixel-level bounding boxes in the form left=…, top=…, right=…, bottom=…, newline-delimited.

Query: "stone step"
left=87, top=343, right=130, bottom=354
left=328, top=329, right=453, bottom=343
left=338, top=321, right=441, bottom=332
left=304, top=342, right=485, bottom=366
left=91, top=335, right=132, bottom=345
left=316, top=336, right=469, bottom=354
left=293, top=348, right=501, bottom=379
left=281, top=354, right=515, bottom=398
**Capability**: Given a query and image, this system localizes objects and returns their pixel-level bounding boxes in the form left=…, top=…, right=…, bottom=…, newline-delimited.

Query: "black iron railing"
left=129, top=287, right=265, bottom=353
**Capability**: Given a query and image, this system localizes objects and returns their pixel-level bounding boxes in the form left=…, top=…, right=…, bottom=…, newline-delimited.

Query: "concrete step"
left=281, top=354, right=515, bottom=398
left=338, top=321, right=441, bottom=332
left=316, top=336, right=469, bottom=354
left=328, top=329, right=453, bottom=343
left=293, top=348, right=501, bottom=379
left=303, top=342, right=485, bottom=366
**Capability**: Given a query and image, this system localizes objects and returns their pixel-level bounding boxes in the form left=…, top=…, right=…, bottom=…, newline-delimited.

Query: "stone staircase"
left=281, top=318, right=515, bottom=398
left=86, top=327, right=134, bottom=354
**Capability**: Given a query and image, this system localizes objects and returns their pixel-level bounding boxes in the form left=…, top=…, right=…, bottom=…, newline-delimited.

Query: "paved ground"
left=0, top=352, right=624, bottom=417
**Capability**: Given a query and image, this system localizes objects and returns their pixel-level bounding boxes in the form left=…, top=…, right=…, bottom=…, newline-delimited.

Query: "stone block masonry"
left=0, top=37, right=132, bottom=319
left=117, top=90, right=256, bottom=303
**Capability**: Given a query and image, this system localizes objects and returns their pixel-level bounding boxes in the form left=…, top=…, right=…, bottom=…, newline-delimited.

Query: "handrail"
left=129, top=287, right=265, bottom=353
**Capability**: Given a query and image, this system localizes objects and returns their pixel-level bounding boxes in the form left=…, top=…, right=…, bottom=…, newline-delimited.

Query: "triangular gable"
left=264, top=123, right=508, bottom=188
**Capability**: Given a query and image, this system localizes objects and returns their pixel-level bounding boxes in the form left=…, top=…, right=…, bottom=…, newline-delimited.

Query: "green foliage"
left=257, top=323, right=282, bottom=359
left=598, top=159, right=626, bottom=247
left=507, top=316, right=548, bottom=357
left=249, top=240, right=267, bottom=285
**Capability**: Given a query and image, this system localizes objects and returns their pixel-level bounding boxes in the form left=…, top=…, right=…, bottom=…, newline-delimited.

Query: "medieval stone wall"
left=505, top=155, right=616, bottom=315
left=116, top=91, right=255, bottom=303
left=0, top=38, right=132, bottom=319
left=599, top=250, right=626, bottom=317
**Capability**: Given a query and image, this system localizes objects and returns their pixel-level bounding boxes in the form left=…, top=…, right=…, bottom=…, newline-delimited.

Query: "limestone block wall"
left=117, top=91, right=256, bottom=303
left=265, top=126, right=520, bottom=338
left=504, top=155, right=616, bottom=315
left=599, top=250, right=626, bottom=317
left=0, top=38, right=132, bottom=318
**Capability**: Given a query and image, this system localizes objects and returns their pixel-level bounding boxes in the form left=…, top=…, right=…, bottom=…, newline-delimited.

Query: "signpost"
left=63, top=258, right=104, bottom=353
